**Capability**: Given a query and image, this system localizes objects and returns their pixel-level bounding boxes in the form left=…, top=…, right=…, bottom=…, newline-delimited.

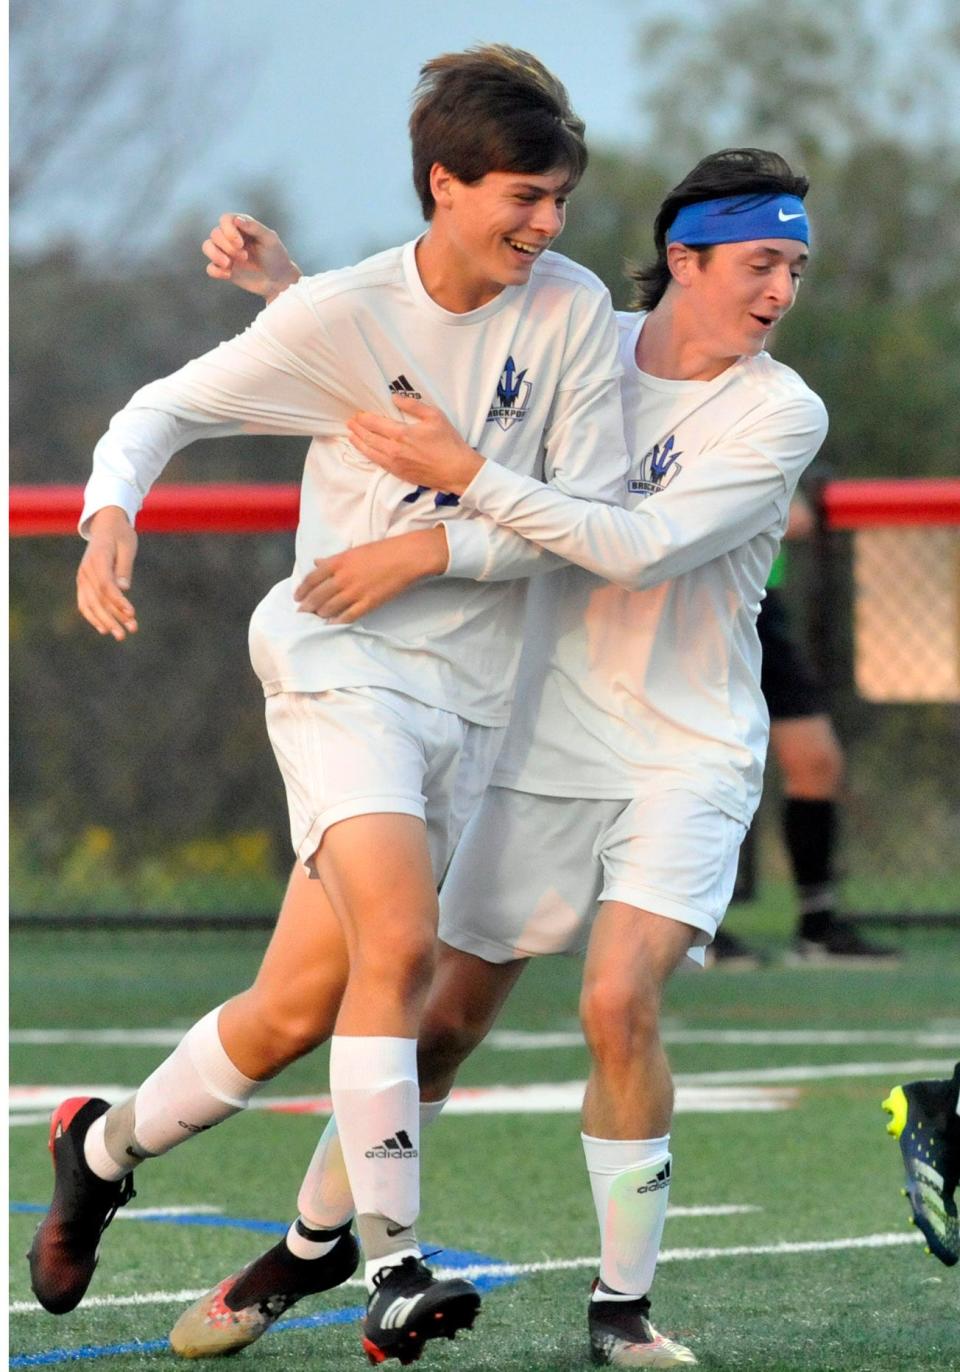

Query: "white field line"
left=676, top=1059, right=957, bottom=1085
left=8, top=1231, right=922, bottom=1315
left=13, top=1027, right=960, bottom=1049
left=116, top=1206, right=222, bottom=1220
left=490, top=1028, right=960, bottom=1050
left=9, top=1083, right=798, bottom=1119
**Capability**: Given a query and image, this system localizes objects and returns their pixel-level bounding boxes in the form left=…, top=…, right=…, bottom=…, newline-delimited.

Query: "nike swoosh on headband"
left=778, top=210, right=805, bottom=222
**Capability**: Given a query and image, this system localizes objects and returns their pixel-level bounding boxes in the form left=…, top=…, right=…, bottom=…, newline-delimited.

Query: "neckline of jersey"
left=402, top=238, right=524, bottom=325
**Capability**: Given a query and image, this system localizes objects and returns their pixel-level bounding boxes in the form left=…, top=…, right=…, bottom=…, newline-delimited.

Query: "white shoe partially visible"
left=588, top=1290, right=697, bottom=1368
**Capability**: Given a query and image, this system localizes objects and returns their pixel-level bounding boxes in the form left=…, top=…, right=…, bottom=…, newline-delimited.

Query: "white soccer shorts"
left=438, top=785, right=748, bottom=966
left=264, top=687, right=502, bottom=880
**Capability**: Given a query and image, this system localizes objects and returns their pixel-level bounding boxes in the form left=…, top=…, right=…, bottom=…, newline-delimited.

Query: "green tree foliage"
left=560, top=0, right=960, bottom=478
left=10, top=221, right=307, bottom=897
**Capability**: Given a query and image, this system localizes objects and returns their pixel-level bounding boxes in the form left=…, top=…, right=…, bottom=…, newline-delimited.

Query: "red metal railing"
left=10, top=479, right=960, bottom=537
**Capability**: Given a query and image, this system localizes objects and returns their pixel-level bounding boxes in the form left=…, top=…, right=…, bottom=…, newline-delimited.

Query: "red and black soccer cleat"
left=27, top=1096, right=136, bottom=1314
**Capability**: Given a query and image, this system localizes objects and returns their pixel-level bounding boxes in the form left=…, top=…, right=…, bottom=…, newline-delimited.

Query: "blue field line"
left=9, top=1307, right=366, bottom=1367
left=10, top=1208, right=512, bottom=1368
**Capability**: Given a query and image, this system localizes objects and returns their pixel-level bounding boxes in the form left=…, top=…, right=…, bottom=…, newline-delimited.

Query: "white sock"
left=328, top=1036, right=420, bottom=1263
left=84, top=1007, right=262, bottom=1182
left=296, top=1096, right=448, bottom=1233
left=130, top=1006, right=262, bottom=1155
left=583, top=1133, right=671, bottom=1300
left=285, top=1218, right=342, bottom=1260
left=363, top=1246, right=421, bottom=1288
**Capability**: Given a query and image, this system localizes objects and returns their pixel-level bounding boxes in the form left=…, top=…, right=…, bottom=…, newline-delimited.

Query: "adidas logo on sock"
left=365, top=1129, right=418, bottom=1160
left=636, top=1160, right=671, bottom=1195
left=388, top=375, right=422, bottom=399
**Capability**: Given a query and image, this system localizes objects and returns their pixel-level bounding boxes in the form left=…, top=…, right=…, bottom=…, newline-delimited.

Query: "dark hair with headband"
left=630, top=148, right=809, bottom=310
left=409, top=45, right=588, bottom=219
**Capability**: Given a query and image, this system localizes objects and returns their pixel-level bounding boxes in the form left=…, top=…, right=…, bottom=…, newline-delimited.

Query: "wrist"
left=89, top=505, right=132, bottom=531
left=265, top=262, right=302, bottom=303
left=450, top=450, right=484, bottom=495
left=419, top=526, right=451, bottom=575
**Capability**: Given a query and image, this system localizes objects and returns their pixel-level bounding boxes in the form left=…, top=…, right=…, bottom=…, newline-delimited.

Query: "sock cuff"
left=581, top=1133, right=670, bottom=1175
left=419, top=1096, right=448, bottom=1127
left=329, top=1035, right=418, bottom=1090
left=187, top=1006, right=261, bottom=1106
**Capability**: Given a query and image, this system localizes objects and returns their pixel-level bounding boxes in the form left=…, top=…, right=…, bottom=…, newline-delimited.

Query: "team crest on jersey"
left=628, top=434, right=683, bottom=497
left=486, top=356, right=532, bottom=430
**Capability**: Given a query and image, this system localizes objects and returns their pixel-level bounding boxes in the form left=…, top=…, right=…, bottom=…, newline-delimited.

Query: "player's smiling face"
left=693, top=239, right=808, bottom=356
left=430, top=165, right=573, bottom=302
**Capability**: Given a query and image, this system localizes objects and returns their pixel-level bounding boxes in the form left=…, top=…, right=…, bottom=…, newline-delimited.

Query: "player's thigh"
left=424, top=941, right=529, bottom=1041
left=250, top=861, right=350, bottom=1012
left=266, top=685, right=493, bottom=892
left=594, top=789, right=749, bottom=968
left=314, top=811, right=439, bottom=965
left=438, top=785, right=613, bottom=964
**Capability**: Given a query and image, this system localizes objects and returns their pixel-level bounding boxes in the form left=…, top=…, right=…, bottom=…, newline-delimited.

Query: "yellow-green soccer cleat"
left=588, top=1288, right=697, bottom=1367
left=169, top=1224, right=359, bottom=1357
left=882, top=1064, right=960, bottom=1267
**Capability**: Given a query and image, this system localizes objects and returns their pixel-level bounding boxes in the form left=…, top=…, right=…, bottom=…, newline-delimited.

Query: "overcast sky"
left=11, top=0, right=654, bottom=268
left=13, top=0, right=955, bottom=271
left=176, top=0, right=652, bottom=267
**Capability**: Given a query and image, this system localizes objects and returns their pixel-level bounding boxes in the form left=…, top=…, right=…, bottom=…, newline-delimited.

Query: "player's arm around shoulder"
left=536, top=266, right=629, bottom=504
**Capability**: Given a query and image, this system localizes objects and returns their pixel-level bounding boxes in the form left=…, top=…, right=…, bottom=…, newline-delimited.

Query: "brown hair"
left=409, top=45, right=588, bottom=219
left=631, top=148, right=810, bottom=310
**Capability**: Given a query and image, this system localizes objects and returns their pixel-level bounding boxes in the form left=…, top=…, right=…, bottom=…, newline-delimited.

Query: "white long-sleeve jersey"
left=82, top=241, right=627, bottom=726
left=477, top=311, right=829, bottom=822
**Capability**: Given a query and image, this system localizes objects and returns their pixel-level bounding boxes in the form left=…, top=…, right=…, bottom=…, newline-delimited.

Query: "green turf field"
left=9, top=923, right=960, bottom=1371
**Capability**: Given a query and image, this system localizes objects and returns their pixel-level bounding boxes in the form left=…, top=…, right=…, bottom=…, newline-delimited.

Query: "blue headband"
left=666, top=194, right=810, bottom=246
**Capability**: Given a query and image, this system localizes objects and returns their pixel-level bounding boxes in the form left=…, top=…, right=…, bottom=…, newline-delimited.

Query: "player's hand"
left=202, top=213, right=302, bottom=301
left=347, top=397, right=484, bottom=495
left=294, top=529, right=450, bottom=623
left=76, top=507, right=139, bottom=640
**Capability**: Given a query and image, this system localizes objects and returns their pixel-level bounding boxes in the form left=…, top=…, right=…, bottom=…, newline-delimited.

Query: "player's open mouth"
left=751, top=313, right=776, bottom=329
left=506, top=238, right=541, bottom=258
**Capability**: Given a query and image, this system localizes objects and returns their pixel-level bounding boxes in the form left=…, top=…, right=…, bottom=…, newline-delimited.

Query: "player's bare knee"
left=417, top=1005, right=485, bottom=1079
left=580, top=976, right=660, bottom=1065
left=353, top=923, right=437, bottom=998
left=240, top=988, right=332, bottom=1066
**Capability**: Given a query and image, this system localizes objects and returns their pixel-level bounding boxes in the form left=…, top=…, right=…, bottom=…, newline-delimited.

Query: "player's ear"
left=429, top=164, right=457, bottom=212
left=666, top=242, right=695, bottom=287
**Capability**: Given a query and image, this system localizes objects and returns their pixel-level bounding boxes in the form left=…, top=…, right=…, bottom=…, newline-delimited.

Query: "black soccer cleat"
left=588, top=1285, right=697, bottom=1367
left=787, top=919, right=900, bottom=966
left=169, top=1223, right=360, bottom=1357
left=361, top=1255, right=480, bottom=1366
left=883, top=1065, right=960, bottom=1267
left=27, top=1096, right=136, bottom=1313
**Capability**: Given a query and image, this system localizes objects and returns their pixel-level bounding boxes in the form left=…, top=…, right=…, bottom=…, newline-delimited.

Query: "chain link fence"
left=738, top=479, right=960, bottom=926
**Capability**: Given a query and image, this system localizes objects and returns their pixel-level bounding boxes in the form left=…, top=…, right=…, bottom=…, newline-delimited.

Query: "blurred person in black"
left=711, top=490, right=898, bottom=965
